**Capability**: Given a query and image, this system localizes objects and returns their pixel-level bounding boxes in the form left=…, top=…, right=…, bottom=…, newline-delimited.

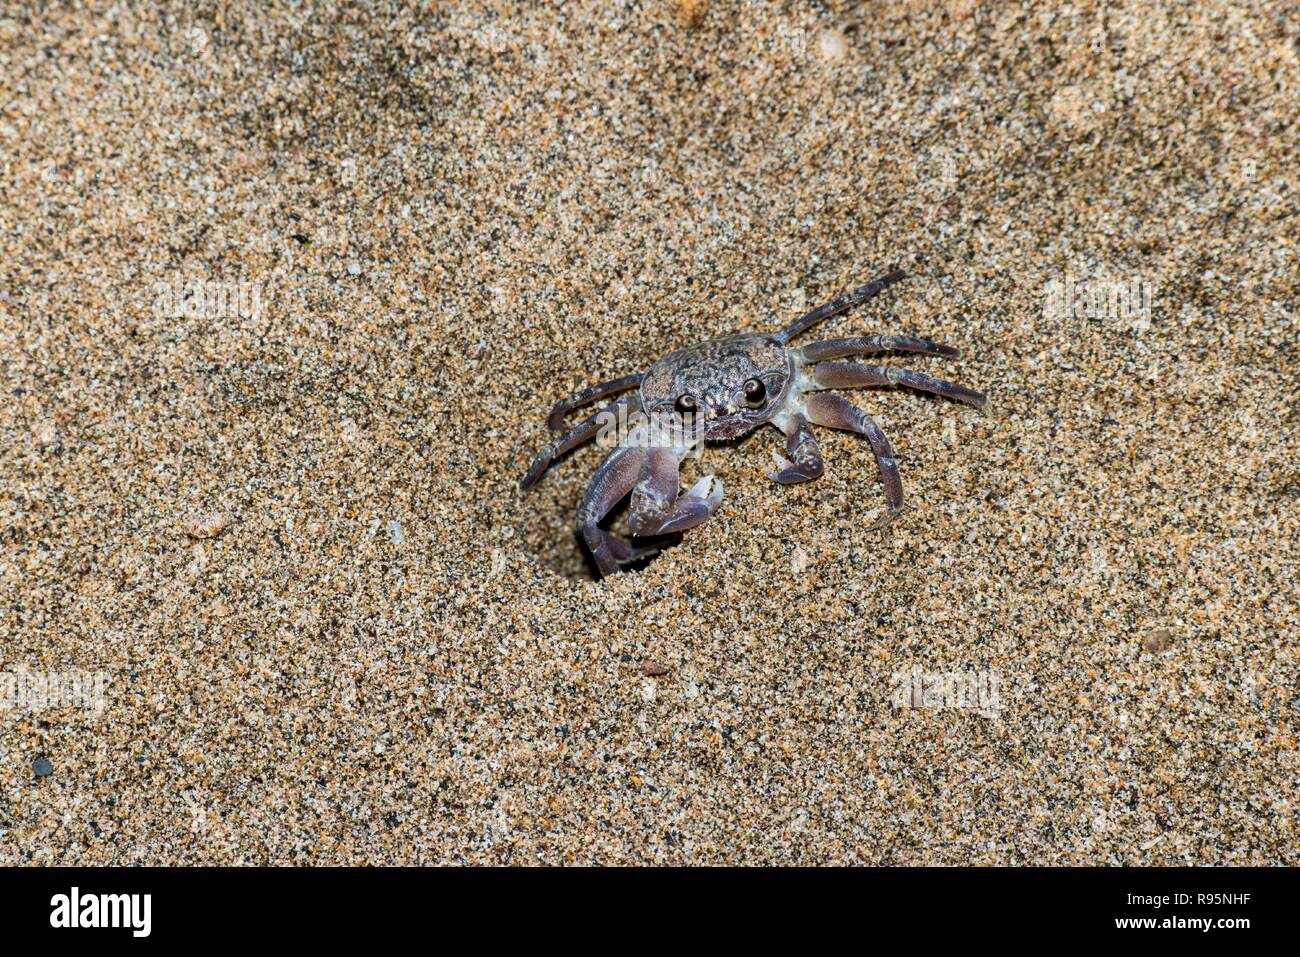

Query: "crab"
left=521, top=270, right=987, bottom=577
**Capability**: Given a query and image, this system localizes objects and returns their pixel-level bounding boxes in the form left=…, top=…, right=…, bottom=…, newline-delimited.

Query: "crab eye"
left=675, top=394, right=697, bottom=415
left=742, top=377, right=767, bottom=407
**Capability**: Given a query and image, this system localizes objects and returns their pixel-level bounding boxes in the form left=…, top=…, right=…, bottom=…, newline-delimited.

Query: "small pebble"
left=1143, top=629, right=1174, bottom=653
left=817, top=28, right=847, bottom=64
left=183, top=512, right=233, bottom=539
left=670, top=0, right=707, bottom=28
left=33, top=758, right=53, bottom=778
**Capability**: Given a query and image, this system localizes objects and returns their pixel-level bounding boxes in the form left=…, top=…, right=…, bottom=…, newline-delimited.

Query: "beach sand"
left=1, top=0, right=1296, bottom=863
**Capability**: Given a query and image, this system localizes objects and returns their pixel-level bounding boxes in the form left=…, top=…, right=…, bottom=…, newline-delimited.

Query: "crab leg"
left=521, top=395, right=641, bottom=490
left=768, top=410, right=824, bottom=484
left=627, top=445, right=723, bottom=536
left=799, top=334, right=958, bottom=363
left=808, top=362, right=987, bottom=410
left=777, top=270, right=905, bottom=343
left=546, top=374, right=644, bottom=431
left=804, top=393, right=904, bottom=528
left=577, top=443, right=647, bottom=577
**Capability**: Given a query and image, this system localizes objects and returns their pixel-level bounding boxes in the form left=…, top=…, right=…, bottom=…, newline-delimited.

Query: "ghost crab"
left=521, top=270, right=987, bottom=577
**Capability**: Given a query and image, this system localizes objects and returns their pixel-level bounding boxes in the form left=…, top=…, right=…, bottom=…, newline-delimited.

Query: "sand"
left=1, top=0, right=1296, bottom=864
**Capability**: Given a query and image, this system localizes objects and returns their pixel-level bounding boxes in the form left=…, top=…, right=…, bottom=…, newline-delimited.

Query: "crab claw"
left=631, top=473, right=723, bottom=537
left=768, top=451, right=795, bottom=479
left=768, top=450, right=824, bottom=484
left=684, top=474, right=723, bottom=510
